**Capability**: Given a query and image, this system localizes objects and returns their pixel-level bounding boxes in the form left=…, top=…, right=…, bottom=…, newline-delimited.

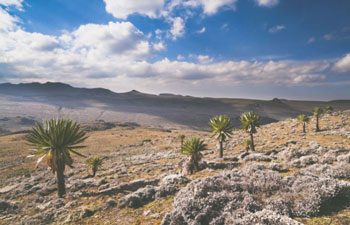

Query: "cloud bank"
left=0, top=0, right=348, bottom=96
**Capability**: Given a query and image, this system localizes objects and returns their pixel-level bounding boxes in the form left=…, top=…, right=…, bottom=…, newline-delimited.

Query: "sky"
left=0, top=0, right=350, bottom=100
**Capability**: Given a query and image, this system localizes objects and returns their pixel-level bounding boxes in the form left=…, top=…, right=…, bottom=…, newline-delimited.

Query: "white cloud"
left=153, top=42, right=166, bottom=51
left=323, top=28, right=350, bottom=41
left=184, top=0, right=237, bottom=15
left=12, top=30, right=60, bottom=51
left=144, top=58, right=329, bottom=85
left=333, top=54, right=350, bottom=74
left=177, top=54, right=185, bottom=61
left=102, top=0, right=239, bottom=42
left=197, top=55, right=213, bottom=64
left=0, top=19, right=151, bottom=81
left=0, top=0, right=23, bottom=10
left=71, top=21, right=150, bottom=59
left=154, top=29, right=164, bottom=40
left=0, top=7, right=19, bottom=31
left=0, top=5, right=342, bottom=93
left=256, top=0, right=279, bottom=7
left=169, top=17, right=185, bottom=40
left=199, top=0, right=237, bottom=15
left=269, top=25, right=285, bottom=33
left=103, top=0, right=164, bottom=19
left=196, top=27, right=206, bottom=34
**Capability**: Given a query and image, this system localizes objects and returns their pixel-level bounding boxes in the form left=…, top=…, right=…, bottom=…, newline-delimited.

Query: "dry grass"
left=0, top=126, right=206, bottom=186
left=81, top=197, right=174, bottom=225
left=2, top=112, right=350, bottom=224
left=0, top=133, right=36, bottom=183
left=297, top=209, right=350, bottom=225
left=189, top=168, right=224, bottom=180
left=305, top=135, right=350, bottom=147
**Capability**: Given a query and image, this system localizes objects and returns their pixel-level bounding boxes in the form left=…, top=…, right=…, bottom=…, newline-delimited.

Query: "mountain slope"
left=0, top=82, right=350, bottom=130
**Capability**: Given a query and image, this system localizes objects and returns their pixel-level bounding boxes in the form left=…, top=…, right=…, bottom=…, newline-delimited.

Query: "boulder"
left=0, top=184, right=17, bottom=194
left=244, top=153, right=272, bottom=162
left=80, top=207, right=95, bottom=218
left=119, top=185, right=159, bottom=208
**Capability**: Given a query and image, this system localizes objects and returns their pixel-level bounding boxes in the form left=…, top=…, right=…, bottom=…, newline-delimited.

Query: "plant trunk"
left=303, top=123, right=306, bottom=133
left=316, top=116, right=320, bottom=132
left=92, top=169, right=96, bottom=177
left=56, top=161, right=66, bottom=198
left=193, top=160, right=200, bottom=172
left=188, top=156, right=194, bottom=174
left=250, top=133, right=255, bottom=151
left=219, top=141, right=223, bottom=158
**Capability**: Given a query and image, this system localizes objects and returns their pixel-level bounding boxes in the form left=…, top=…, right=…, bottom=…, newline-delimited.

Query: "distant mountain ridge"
left=1, top=82, right=350, bottom=130
left=0, top=82, right=117, bottom=97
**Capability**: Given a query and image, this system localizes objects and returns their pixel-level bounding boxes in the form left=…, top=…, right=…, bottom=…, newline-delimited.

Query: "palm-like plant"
left=208, top=115, right=233, bottom=158
left=26, top=119, right=88, bottom=198
left=242, top=139, right=251, bottom=152
left=312, top=107, right=323, bottom=132
left=326, top=106, right=334, bottom=114
left=297, top=114, right=310, bottom=133
left=178, top=134, right=185, bottom=147
left=181, top=137, right=207, bottom=174
left=240, top=112, right=261, bottom=151
left=87, top=157, right=103, bottom=177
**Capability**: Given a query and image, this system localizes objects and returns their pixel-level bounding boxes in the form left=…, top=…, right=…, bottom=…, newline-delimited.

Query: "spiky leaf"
left=240, top=112, right=261, bottom=134
left=208, top=115, right=233, bottom=142
left=26, top=118, right=88, bottom=172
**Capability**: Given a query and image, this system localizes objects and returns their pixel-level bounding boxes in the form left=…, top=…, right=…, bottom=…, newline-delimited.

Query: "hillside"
left=1, top=110, right=350, bottom=224
left=1, top=82, right=350, bottom=132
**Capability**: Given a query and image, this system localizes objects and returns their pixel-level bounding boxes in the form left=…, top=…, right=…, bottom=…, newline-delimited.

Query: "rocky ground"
left=1, top=111, right=350, bottom=224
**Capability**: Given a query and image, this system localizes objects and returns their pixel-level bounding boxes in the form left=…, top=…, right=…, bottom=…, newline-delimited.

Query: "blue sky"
left=1, top=0, right=350, bottom=100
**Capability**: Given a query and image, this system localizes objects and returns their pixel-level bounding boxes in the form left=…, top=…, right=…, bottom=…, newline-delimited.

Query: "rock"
left=156, top=174, right=189, bottom=198
left=68, top=180, right=87, bottom=192
left=0, top=184, right=17, bottom=194
left=98, top=183, right=110, bottom=191
left=181, top=160, right=194, bottom=175
left=160, top=174, right=189, bottom=187
left=64, top=201, right=77, bottom=208
left=265, top=150, right=278, bottom=156
left=95, top=179, right=159, bottom=196
left=63, top=214, right=74, bottom=223
left=292, top=155, right=318, bottom=168
left=324, top=163, right=350, bottom=179
left=80, top=207, right=95, bottom=218
left=309, top=141, right=320, bottom=149
left=119, top=185, right=159, bottom=208
left=337, top=153, right=350, bottom=163
left=244, top=153, right=272, bottom=162
left=320, top=151, right=337, bottom=164
left=36, top=199, right=64, bottom=210
left=270, top=163, right=288, bottom=172
left=36, top=202, right=51, bottom=210
left=239, top=152, right=250, bottom=159
left=38, top=185, right=57, bottom=196
left=223, top=157, right=239, bottom=161
left=97, top=179, right=108, bottom=186
left=227, top=209, right=302, bottom=225
left=106, top=198, right=117, bottom=208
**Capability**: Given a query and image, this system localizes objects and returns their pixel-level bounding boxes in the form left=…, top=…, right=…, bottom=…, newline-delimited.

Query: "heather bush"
left=162, top=164, right=350, bottom=224
left=243, top=153, right=272, bottom=162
